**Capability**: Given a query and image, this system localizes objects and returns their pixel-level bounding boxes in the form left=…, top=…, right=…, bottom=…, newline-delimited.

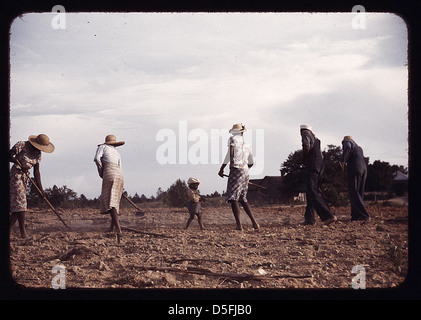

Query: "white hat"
left=188, top=177, right=200, bottom=185
left=300, top=124, right=312, bottom=131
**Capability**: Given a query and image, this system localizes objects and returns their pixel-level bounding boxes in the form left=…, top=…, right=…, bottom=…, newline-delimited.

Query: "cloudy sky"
left=9, top=12, right=408, bottom=199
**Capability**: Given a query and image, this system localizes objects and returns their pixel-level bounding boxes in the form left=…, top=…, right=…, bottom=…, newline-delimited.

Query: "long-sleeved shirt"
left=341, top=139, right=366, bottom=173
left=300, top=129, right=323, bottom=171
left=301, top=129, right=315, bottom=150
left=94, top=144, right=122, bottom=177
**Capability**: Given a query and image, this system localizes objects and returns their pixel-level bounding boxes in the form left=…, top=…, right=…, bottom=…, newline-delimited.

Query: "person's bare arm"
left=219, top=146, right=234, bottom=177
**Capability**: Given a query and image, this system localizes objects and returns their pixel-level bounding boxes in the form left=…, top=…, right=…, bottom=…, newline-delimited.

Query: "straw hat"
left=188, top=177, right=200, bottom=185
left=28, top=134, right=55, bottom=153
left=102, top=134, right=125, bottom=147
left=229, top=123, right=246, bottom=134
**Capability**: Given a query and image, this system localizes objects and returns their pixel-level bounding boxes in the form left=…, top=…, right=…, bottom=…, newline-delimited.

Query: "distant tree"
left=164, top=179, right=189, bottom=208
left=366, top=160, right=395, bottom=192
left=78, top=194, right=89, bottom=208
left=321, top=145, right=348, bottom=206
left=281, top=145, right=348, bottom=206
left=27, top=180, right=43, bottom=207
left=44, top=185, right=77, bottom=207
left=132, top=193, right=141, bottom=203
left=156, top=187, right=166, bottom=201
left=210, top=191, right=221, bottom=197
left=366, top=160, right=408, bottom=195
left=280, top=149, right=306, bottom=199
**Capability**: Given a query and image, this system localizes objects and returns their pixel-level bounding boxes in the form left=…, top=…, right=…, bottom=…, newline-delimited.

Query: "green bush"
left=164, top=179, right=189, bottom=208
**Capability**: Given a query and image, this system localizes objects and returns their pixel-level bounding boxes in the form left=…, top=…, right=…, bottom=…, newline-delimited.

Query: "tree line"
left=26, top=144, right=407, bottom=209
left=26, top=179, right=224, bottom=209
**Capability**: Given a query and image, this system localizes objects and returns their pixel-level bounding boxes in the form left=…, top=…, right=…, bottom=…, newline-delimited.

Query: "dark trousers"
left=347, top=169, right=370, bottom=220
left=304, top=167, right=334, bottom=223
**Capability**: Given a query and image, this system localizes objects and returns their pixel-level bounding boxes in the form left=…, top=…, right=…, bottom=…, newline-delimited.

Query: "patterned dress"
left=226, top=167, right=250, bottom=202
left=225, top=135, right=254, bottom=202
left=9, top=141, right=41, bottom=212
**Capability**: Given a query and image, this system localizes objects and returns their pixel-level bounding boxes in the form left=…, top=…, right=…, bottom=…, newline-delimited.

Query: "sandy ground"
left=8, top=203, right=408, bottom=290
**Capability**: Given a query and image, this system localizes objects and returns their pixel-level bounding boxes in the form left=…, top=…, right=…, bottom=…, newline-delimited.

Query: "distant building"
left=393, top=170, right=408, bottom=182
left=247, top=176, right=290, bottom=204
left=366, top=170, right=408, bottom=200
left=294, top=192, right=306, bottom=203
left=392, top=170, right=408, bottom=196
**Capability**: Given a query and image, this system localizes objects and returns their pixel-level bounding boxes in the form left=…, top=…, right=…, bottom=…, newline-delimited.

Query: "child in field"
left=185, top=177, right=205, bottom=230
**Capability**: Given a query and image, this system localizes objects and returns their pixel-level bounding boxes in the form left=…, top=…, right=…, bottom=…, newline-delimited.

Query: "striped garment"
left=226, top=167, right=249, bottom=202
left=99, top=162, right=124, bottom=214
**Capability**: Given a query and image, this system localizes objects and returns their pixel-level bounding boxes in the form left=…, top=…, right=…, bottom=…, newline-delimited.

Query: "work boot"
left=323, top=216, right=338, bottom=225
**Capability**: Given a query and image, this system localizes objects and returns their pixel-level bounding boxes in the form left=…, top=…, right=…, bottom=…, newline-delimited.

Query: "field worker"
left=9, top=134, right=55, bottom=238
left=218, top=123, right=260, bottom=230
left=185, top=177, right=206, bottom=230
left=300, top=125, right=337, bottom=225
left=94, top=134, right=125, bottom=243
left=340, top=136, right=370, bottom=221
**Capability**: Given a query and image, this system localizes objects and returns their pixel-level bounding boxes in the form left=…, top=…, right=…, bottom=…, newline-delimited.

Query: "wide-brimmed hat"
left=300, top=124, right=312, bottom=131
left=229, top=123, right=246, bottom=134
left=188, top=177, right=200, bottom=185
left=28, top=134, right=55, bottom=153
left=102, top=134, right=125, bottom=147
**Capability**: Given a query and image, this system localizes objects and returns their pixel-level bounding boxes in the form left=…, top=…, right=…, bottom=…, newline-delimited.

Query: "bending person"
left=9, top=134, right=55, bottom=238
left=94, top=134, right=125, bottom=243
left=340, top=136, right=370, bottom=221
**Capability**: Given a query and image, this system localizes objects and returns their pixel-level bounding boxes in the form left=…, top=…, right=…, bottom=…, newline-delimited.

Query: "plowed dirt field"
left=8, top=203, right=408, bottom=290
